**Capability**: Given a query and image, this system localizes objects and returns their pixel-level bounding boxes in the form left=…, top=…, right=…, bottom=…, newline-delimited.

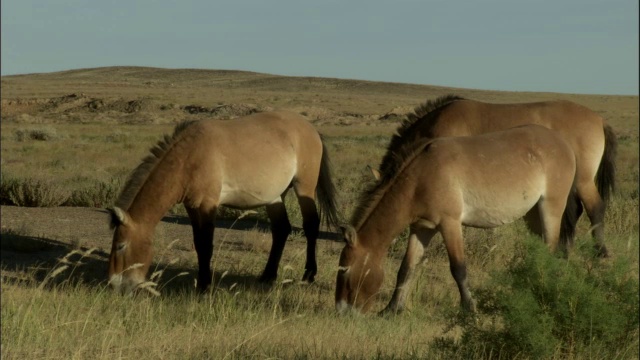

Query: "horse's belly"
left=218, top=166, right=296, bottom=209
left=219, top=188, right=284, bottom=209
left=461, top=192, right=540, bottom=228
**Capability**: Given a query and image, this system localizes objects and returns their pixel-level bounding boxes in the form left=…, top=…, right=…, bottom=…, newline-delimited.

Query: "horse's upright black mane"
left=377, top=94, right=464, bottom=178
left=349, top=95, right=465, bottom=228
left=111, top=120, right=198, bottom=220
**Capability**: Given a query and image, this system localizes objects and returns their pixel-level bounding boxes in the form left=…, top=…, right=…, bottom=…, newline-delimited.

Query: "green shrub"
left=65, top=178, right=122, bottom=208
left=432, top=236, right=639, bottom=359
left=14, top=127, right=59, bottom=141
left=2, top=177, right=70, bottom=207
left=0, top=173, right=19, bottom=205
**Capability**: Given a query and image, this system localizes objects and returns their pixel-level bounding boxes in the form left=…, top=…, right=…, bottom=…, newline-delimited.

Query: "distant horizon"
left=2, top=64, right=638, bottom=97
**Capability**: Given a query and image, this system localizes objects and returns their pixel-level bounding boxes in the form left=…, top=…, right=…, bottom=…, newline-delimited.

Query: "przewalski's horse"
left=108, top=111, right=340, bottom=294
left=372, top=95, right=616, bottom=256
left=336, top=124, right=578, bottom=314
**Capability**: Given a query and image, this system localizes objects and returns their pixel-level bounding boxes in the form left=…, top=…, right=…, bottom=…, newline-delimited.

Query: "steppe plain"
left=1, top=67, right=638, bottom=359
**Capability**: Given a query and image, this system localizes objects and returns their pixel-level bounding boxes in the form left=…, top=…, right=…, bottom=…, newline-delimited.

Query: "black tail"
left=596, top=125, right=617, bottom=203
left=560, top=188, right=580, bottom=251
left=316, top=137, right=340, bottom=230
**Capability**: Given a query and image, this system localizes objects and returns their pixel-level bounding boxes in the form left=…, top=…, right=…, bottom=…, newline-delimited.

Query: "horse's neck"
left=357, top=180, right=415, bottom=254
left=127, top=159, right=185, bottom=226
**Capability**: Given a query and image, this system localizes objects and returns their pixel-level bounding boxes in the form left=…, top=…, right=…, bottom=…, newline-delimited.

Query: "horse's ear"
left=366, top=165, right=381, bottom=181
left=340, top=225, right=357, bottom=246
left=109, top=206, right=130, bottom=229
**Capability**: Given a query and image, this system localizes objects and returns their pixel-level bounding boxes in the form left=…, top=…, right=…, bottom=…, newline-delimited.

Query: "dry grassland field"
left=1, top=67, right=638, bottom=359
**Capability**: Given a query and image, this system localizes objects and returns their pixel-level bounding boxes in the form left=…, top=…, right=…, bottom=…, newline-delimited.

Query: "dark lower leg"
left=299, top=197, right=320, bottom=282
left=587, top=203, right=608, bottom=257
left=577, top=183, right=608, bottom=257
left=441, top=221, right=476, bottom=312
left=194, top=233, right=214, bottom=292
left=260, top=202, right=292, bottom=283
left=187, top=207, right=216, bottom=292
left=450, top=261, right=475, bottom=312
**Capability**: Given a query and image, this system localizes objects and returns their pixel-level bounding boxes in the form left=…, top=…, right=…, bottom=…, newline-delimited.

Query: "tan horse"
left=372, top=95, right=616, bottom=256
left=108, top=111, right=339, bottom=294
left=336, top=124, right=578, bottom=313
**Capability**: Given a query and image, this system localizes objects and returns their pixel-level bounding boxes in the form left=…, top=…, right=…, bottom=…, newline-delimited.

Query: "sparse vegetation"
left=13, top=126, right=60, bottom=141
left=1, top=67, right=637, bottom=359
left=64, top=178, right=122, bottom=208
left=1, top=175, right=70, bottom=207
left=431, top=236, right=639, bottom=359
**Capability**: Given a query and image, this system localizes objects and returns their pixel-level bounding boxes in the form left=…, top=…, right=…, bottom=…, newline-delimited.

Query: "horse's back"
left=180, top=111, right=323, bottom=209
left=432, top=99, right=603, bottom=175
left=435, top=99, right=604, bottom=135
left=198, top=110, right=319, bottom=141
left=414, top=124, right=575, bottom=228
left=430, top=99, right=604, bottom=156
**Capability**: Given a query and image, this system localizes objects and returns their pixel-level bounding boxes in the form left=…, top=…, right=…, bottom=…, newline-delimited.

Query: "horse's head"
left=108, top=207, right=153, bottom=294
left=335, top=225, right=384, bottom=314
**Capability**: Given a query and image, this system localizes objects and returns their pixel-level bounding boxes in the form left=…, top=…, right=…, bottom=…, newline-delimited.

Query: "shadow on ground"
left=161, top=214, right=341, bottom=241
left=1, top=228, right=329, bottom=296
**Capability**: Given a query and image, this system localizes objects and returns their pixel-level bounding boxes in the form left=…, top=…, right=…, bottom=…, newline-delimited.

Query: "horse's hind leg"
left=297, top=195, right=321, bottom=282
left=575, top=180, right=608, bottom=257
left=259, top=197, right=292, bottom=284
left=537, top=197, right=565, bottom=253
left=440, top=219, right=476, bottom=312
left=186, top=206, right=217, bottom=293
left=381, top=225, right=436, bottom=315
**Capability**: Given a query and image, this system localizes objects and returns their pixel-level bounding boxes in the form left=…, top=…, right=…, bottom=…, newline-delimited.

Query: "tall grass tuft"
left=431, top=235, right=639, bottom=359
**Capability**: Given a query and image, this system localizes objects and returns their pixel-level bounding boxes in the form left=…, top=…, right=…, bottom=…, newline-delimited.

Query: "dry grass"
left=1, top=224, right=457, bottom=359
left=1, top=67, right=638, bottom=359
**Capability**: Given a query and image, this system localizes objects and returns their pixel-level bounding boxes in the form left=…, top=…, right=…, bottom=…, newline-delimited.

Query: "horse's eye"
left=115, top=242, right=126, bottom=251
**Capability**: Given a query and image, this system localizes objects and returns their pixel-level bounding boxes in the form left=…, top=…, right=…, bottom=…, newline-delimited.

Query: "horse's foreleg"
left=298, top=196, right=320, bottom=282
left=260, top=199, right=292, bottom=284
left=186, top=206, right=216, bottom=293
left=380, top=226, right=436, bottom=316
left=441, top=220, right=476, bottom=312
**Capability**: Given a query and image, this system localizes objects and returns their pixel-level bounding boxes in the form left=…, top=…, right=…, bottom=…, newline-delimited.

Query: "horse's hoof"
left=462, top=298, right=478, bottom=313
left=258, top=274, right=277, bottom=285
left=595, top=245, right=609, bottom=258
left=195, top=277, right=211, bottom=294
left=301, top=271, right=316, bottom=283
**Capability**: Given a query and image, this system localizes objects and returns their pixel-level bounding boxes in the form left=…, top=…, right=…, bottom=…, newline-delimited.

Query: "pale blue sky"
left=1, top=0, right=638, bottom=95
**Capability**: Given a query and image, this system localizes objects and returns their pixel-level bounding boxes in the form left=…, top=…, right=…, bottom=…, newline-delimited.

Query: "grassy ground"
left=1, top=67, right=638, bottom=359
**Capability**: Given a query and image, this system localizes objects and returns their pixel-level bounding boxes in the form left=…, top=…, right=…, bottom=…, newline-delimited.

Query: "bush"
left=0, top=173, right=19, bottom=205
left=1, top=176, right=70, bottom=207
left=14, top=127, right=60, bottom=141
left=65, top=178, right=122, bottom=208
left=432, top=236, right=639, bottom=359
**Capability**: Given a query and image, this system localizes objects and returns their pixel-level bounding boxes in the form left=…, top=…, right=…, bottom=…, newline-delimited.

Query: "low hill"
left=1, top=66, right=637, bottom=132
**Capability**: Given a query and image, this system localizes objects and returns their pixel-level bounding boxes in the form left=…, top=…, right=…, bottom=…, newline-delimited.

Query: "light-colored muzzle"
left=109, top=273, right=144, bottom=295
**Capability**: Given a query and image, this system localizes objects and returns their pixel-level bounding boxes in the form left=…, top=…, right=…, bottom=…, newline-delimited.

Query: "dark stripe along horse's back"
left=108, top=111, right=340, bottom=294
left=336, top=124, right=578, bottom=314
left=376, top=95, right=616, bottom=256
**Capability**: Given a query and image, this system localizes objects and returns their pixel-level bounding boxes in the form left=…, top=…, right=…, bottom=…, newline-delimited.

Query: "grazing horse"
left=108, top=111, right=339, bottom=294
left=371, top=95, right=616, bottom=256
left=336, top=124, right=578, bottom=314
